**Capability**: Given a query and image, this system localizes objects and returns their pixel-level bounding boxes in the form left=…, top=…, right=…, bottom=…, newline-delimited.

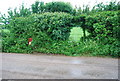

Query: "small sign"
left=28, top=38, right=32, bottom=45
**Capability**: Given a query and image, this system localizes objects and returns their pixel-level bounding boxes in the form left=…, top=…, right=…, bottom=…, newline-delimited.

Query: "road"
left=0, top=53, right=118, bottom=79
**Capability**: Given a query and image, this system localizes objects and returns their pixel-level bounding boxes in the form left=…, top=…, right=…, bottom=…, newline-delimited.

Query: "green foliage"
left=92, top=40, right=120, bottom=57
left=85, top=11, right=119, bottom=37
left=74, top=1, right=119, bottom=15
left=35, top=40, right=97, bottom=56
left=35, top=12, right=73, bottom=40
left=72, top=15, right=87, bottom=39
left=72, top=11, right=119, bottom=57
left=2, top=12, right=73, bottom=53
left=84, top=11, right=120, bottom=57
left=35, top=39, right=120, bottom=57
left=1, top=1, right=120, bottom=58
left=2, top=16, right=52, bottom=53
left=92, top=1, right=119, bottom=12
left=31, top=1, right=74, bottom=14
left=115, top=11, right=120, bottom=41
left=8, top=4, right=31, bottom=18
left=93, top=23, right=108, bottom=40
left=45, top=1, right=73, bottom=13
left=1, top=4, right=31, bottom=25
left=82, top=5, right=90, bottom=14
left=1, top=29, right=10, bottom=37
left=31, top=1, right=45, bottom=13
left=73, top=15, right=86, bottom=26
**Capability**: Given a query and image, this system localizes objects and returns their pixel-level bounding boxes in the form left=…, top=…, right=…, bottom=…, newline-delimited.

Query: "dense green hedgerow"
left=71, top=11, right=120, bottom=57
left=85, top=11, right=119, bottom=38
left=34, top=40, right=120, bottom=57
left=2, top=12, right=73, bottom=53
left=85, top=11, right=120, bottom=57
left=2, top=16, right=52, bottom=53
left=2, top=11, right=120, bottom=57
left=34, top=12, right=73, bottom=40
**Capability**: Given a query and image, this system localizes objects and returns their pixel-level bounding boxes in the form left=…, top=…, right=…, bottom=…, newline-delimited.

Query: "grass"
left=69, top=27, right=89, bottom=42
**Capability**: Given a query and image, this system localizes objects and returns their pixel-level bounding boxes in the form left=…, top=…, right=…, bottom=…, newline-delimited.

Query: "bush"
left=85, top=11, right=119, bottom=38
left=72, top=11, right=120, bottom=57
left=85, top=11, right=119, bottom=57
left=35, top=40, right=99, bottom=56
left=2, top=12, right=73, bottom=53
left=45, top=1, right=73, bottom=13
left=2, top=10, right=119, bottom=58
left=92, top=40, right=120, bottom=57
left=35, top=12, right=73, bottom=40
left=2, top=16, right=52, bottom=53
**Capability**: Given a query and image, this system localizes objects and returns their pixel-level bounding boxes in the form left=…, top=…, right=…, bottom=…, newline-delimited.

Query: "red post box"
left=28, top=38, right=32, bottom=45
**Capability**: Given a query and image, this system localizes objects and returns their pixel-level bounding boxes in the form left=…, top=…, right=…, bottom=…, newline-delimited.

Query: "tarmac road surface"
left=0, top=53, right=118, bottom=79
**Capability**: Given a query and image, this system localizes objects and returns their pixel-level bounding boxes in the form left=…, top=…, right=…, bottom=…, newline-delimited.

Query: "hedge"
left=2, top=12, right=73, bottom=53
